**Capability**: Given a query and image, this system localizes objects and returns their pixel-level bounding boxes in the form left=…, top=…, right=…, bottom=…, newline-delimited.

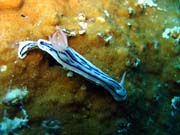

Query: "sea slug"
left=18, top=28, right=127, bottom=101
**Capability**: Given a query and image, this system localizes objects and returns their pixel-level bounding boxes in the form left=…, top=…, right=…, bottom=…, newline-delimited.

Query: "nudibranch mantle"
left=18, top=29, right=127, bottom=101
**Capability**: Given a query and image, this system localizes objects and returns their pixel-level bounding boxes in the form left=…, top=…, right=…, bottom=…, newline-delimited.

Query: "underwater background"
left=0, top=0, right=180, bottom=134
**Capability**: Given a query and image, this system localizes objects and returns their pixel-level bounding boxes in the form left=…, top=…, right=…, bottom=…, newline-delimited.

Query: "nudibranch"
left=18, top=28, right=127, bottom=101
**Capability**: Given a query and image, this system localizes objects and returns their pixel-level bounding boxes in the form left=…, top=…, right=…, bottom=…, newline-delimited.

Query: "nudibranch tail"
left=48, top=28, right=68, bottom=52
left=18, top=41, right=38, bottom=59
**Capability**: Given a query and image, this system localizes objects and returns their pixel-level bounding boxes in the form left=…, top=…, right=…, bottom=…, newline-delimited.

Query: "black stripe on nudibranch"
left=39, top=40, right=59, bottom=53
left=19, top=42, right=38, bottom=58
left=56, top=51, right=124, bottom=96
left=64, top=48, right=121, bottom=89
left=19, top=43, right=33, bottom=55
left=65, top=48, right=111, bottom=76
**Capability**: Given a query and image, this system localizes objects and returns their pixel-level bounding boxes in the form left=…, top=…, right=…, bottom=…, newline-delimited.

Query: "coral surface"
left=0, top=0, right=179, bottom=134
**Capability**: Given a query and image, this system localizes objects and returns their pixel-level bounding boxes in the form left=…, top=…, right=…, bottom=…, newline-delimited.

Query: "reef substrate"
left=0, top=0, right=179, bottom=135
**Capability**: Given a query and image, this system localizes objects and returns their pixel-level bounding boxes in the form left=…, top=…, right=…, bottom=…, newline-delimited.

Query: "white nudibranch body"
left=18, top=28, right=127, bottom=101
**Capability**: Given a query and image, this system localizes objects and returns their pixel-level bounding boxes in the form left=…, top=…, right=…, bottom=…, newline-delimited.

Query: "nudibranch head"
left=114, top=86, right=127, bottom=101
left=114, top=72, right=127, bottom=101
left=48, top=28, right=68, bottom=52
